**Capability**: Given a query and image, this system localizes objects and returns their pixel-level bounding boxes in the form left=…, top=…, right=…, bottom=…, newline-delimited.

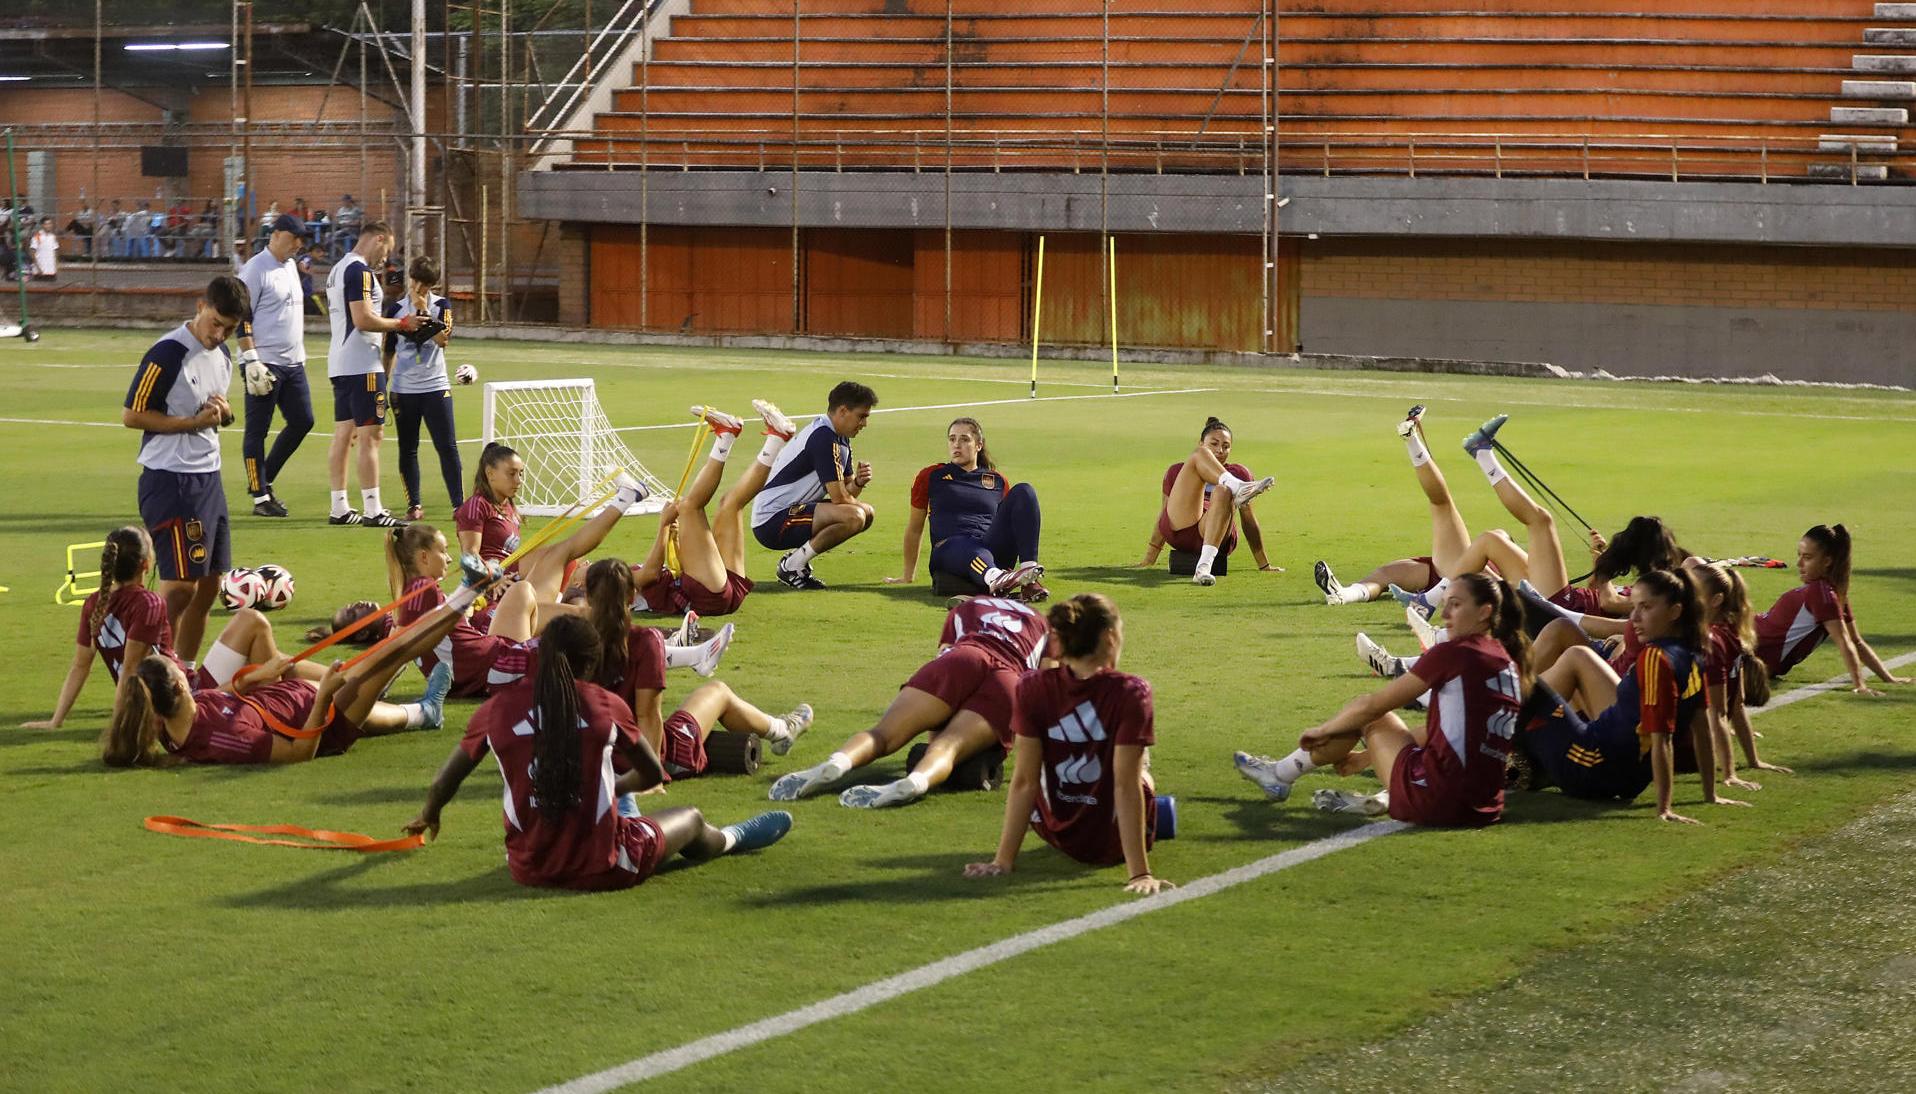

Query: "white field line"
left=1245, top=384, right=1916, bottom=426
left=0, top=415, right=122, bottom=429
left=535, top=649, right=1915, bottom=1093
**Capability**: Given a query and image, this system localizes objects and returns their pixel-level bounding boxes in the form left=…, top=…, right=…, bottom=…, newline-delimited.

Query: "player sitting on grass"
left=633, top=401, right=791, bottom=617
left=1513, top=569, right=1748, bottom=823
left=750, top=381, right=878, bottom=590
left=1752, top=524, right=1908, bottom=697
left=770, top=595, right=1049, bottom=809
left=887, top=416, right=1047, bottom=601
left=1135, top=416, right=1275, bottom=586
left=402, top=614, right=793, bottom=891
left=1237, top=573, right=1529, bottom=825
left=25, top=527, right=330, bottom=729
left=98, top=559, right=487, bottom=766
left=1696, top=563, right=1790, bottom=789
left=457, top=445, right=647, bottom=598
left=966, top=593, right=1173, bottom=895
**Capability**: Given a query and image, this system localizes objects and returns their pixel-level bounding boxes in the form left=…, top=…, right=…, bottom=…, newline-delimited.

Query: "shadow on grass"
left=1187, top=793, right=1354, bottom=843
left=741, top=848, right=1093, bottom=907
left=0, top=725, right=98, bottom=749
left=1854, top=567, right=1916, bottom=585
left=220, top=855, right=565, bottom=910
left=1045, top=564, right=1190, bottom=590
left=1780, top=748, right=1916, bottom=775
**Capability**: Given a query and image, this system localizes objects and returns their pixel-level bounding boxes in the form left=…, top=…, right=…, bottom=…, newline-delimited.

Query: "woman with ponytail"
left=455, top=441, right=648, bottom=603
left=966, top=594, right=1173, bottom=894
left=1238, top=573, right=1528, bottom=827
left=28, top=526, right=319, bottom=728
left=887, top=416, right=1048, bottom=600
left=403, top=614, right=793, bottom=891
left=99, top=559, right=485, bottom=767
left=1518, top=568, right=1747, bottom=823
left=1752, top=524, right=1907, bottom=696
left=1695, top=564, right=1790, bottom=787
left=1137, top=416, right=1276, bottom=586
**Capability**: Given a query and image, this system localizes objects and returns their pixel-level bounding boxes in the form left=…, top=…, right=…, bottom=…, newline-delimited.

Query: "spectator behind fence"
left=67, top=202, right=95, bottom=259
left=30, top=216, right=58, bottom=280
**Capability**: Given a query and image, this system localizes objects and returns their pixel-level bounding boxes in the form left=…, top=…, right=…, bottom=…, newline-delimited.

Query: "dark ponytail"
left=1804, top=523, right=1852, bottom=596
left=1047, top=593, right=1120, bottom=660
left=1455, top=572, right=1532, bottom=689
left=306, top=600, right=393, bottom=645
left=1634, top=568, right=1707, bottom=653
left=530, top=614, right=601, bottom=820
left=472, top=442, right=519, bottom=506
left=1593, top=516, right=1686, bottom=583
left=89, top=525, right=153, bottom=645
left=582, top=558, right=635, bottom=688
left=1198, top=416, right=1230, bottom=441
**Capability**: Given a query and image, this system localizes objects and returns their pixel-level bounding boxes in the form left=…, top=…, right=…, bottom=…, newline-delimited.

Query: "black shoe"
left=328, top=509, right=365, bottom=526
left=252, top=495, right=289, bottom=518
left=776, top=554, right=826, bottom=590
left=364, top=509, right=407, bottom=529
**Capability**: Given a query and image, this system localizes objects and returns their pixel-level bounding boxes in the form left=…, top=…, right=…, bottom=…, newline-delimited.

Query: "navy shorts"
left=331, top=372, right=388, bottom=426
left=1523, top=706, right=1652, bottom=802
left=753, top=502, right=818, bottom=551
left=138, top=467, right=231, bottom=581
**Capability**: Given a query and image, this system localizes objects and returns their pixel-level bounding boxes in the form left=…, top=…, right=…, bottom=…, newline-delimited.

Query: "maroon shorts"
left=637, top=574, right=687, bottom=615
left=190, top=665, right=217, bottom=691
left=682, top=570, right=754, bottom=617
left=1386, top=747, right=1500, bottom=828
left=1409, top=555, right=1442, bottom=591
left=454, top=634, right=523, bottom=699
left=1156, top=509, right=1237, bottom=558
left=904, top=643, right=1024, bottom=749
left=1032, top=779, right=1158, bottom=867
left=314, top=708, right=365, bottom=758
left=661, top=709, right=709, bottom=778
left=1548, top=585, right=1605, bottom=616
left=615, top=815, right=666, bottom=886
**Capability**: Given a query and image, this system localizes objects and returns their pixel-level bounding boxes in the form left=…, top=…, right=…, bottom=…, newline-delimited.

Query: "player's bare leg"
left=675, top=679, right=813, bottom=756
left=841, top=711, right=997, bottom=809
left=517, top=471, right=648, bottom=600
left=353, top=422, right=399, bottom=525
left=326, top=422, right=364, bottom=524
left=672, top=418, right=738, bottom=594
left=714, top=455, right=774, bottom=577
left=209, top=609, right=326, bottom=683
left=1190, top=491, right=1237, bottom=586
left=164, top=576, right=220, bottom=666
left=1404, top=408, right=1472, bottom=574
left=769, top=686, right=950, bottom=801
left=642, top=804, right=793, bottom=861
left=1538, top=645, right=1621, bottom=719
left=1166, top=448, right=1275, bottom=533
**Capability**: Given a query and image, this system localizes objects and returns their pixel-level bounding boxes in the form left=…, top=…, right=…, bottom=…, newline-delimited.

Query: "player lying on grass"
left=770, top=595, right=1049, bottom=809
left=25, top=526, right=328, bottom=729
left=1695, top=562, right=1789, bottom=788
left=98, top=559, right=486, bottom=766
left=633, top=401, right=792, bottom=617
left=1237, top=572, right=1528, bottom=825
left=1513, top=568, right=1747, bottom=823
left=887, top=416, right=1047, bottom=601
left=751, top=381, right=879, bottom=591
left=1752, top=523, right=1908, bottom=697
left=966, top=593, right=1172, bottom=894
left=403, top=614, right=793, bottom=891
left=1136, top=416, right=1275, bottom=585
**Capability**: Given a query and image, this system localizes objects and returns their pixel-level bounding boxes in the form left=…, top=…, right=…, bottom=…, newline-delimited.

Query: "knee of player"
left=1484, top=528, right=1515, bottom=548
left=856, top=501, right=877, bottom=529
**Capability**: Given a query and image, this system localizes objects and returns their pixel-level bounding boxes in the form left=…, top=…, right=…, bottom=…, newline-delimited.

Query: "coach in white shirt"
left=324, top=220, right=420, bottom=527
left=234, top=213, right=316, bottom=518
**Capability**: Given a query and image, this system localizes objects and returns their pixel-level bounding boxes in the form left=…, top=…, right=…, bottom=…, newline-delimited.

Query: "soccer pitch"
left=3, top=330, right=1914, bottom=1092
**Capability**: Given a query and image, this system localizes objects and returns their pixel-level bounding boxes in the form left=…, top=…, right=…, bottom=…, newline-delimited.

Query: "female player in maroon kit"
left=455, top=442, right=647, bottom=600
left=770, top=595, right=1050, bottom=809
left=98, top=565, right=479, bottom=767
left=966, top=593, right=1172, bottom=894
left=402, top=615, right=792, bottom=891
left=887, top=416, right=1047, bottom=599
left=1238, top=573, right=1530, bottom=826
left=1696, top=563, right=1788, bottom=788
left=1752, top=524, right=1906, bottom=696
left=1137, top=416, right=1276, bottom=585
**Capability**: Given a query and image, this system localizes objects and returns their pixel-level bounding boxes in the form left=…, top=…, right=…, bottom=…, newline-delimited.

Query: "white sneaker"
left=692, top=623, right=734, bottom=678
left=752, top=398, right=795, bottom=441
left=989, top=560, right=1044, bottom=596
left=1192, top=568, right=1217, bottom=587
left=1313, top=787, right=1390, bottom=817
left=613, top=470, right=648, bottom=508
left=1314, top=560, right=1343, bottom=605
left=1233, top=751, right=1293, bottom=802
left=691, top=405, right=743, bottom=435
left=1356, top=632, right=1406, bottom=679
left=839, top=777, right=925, bottom=809
left=1231, top=475, right=1276, bottom=508
left=670, top=610, right=701, bottom=648
left=769, top=703, right=813, bottom=756
left=1406, top=605, right=1442, bottom=652
left=768, top=762, right=842, bottom=802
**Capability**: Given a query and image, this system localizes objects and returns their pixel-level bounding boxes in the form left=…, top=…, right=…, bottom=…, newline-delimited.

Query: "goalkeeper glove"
left=239, top=349, right=275, bottom=397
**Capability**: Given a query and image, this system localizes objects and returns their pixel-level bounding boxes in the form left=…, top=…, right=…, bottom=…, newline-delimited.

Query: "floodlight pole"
left=6, top=130, right=29, bottom=330
left=411, top=0, right=428, bottom=259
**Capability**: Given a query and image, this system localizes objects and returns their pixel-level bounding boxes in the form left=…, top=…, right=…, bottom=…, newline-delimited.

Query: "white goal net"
left=480, top=379, right=669, bottom=516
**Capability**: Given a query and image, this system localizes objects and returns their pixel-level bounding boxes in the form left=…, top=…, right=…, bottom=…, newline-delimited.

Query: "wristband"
left=1129, top=871, right=1151, bottom=881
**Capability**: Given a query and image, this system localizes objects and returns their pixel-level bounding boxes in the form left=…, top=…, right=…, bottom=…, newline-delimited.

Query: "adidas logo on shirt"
left=1044, top=702, right=1107, bottom=744
left=1053, top=753, right=1103, bottom=785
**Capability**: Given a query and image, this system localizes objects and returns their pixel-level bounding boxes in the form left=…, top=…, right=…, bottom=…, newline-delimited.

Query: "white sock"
left=983, top=566, right=1005, bottom=586
left=331, top=490, right=350, bottom=517
left=361, top=487, right=383, bottom=515
left=784, top=541, right=819, bottom=571
left=764, top=716, right=789, bottom=742
left=756, top=433, right=788, bottom=467
left=1474, top=448, right=1507, bottom=486
left=1215, top=471, right=1247, bottom=494
left=1196, top=544, right=1219, bottom=572
left=401, top=702, right=426, bottom=728
left=710, top=434, right=735, bottom=463
left=447, top=583, right=478, bottom=612
left=1404, top=432, right=1431, bottom=467
left=719, top=828, right=740, bottom=854
left=903, top=770, right=931, bottom=796
left=821, top=751, right=853, bottom=780
left=1272, top=748, right=1317, bottom=784
left=664, top=639, right=715, bottom=670
left=1423, top=577, right=1452, bottom=606
left=614, top=480, right=644, bottom=508
left=1335, top=582, right=1371, bottom=604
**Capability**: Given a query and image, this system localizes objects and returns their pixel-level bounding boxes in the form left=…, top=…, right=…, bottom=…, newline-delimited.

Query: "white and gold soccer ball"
left=218, top=568, right=267, bottom=611
left=454, top=364, right=479, bottom=385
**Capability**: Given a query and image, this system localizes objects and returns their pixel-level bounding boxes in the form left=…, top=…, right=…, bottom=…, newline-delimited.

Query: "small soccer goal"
left=480, top=378, right=669, bottom=516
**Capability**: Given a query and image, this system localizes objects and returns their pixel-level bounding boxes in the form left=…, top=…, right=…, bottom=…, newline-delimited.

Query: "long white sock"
left=1335, top=582, right=1372, bottom=604
left=756, top=433, right=788, bottom=467
left=1404, top=431, right=1431, bottom=467
left=401, top=701, right=427, bottom=728
left=361, top=487, right=383, bottom=515
left=1423, top=577, right=1453, bottom=607
left=331, top=490, right=350, bottom=517
left=710, top=433, right=735, bottom=463
left=719, top=828, right=740, bottom=854
left=764, top=716, right=789, bottom=742
left=664, top=637, right=717, bottom=670
left=784, top=541, right=819, bottom=571
left=821, top=751, right=853, bottom=780
left=1215, top=471, right=1247, bottom=495
left=447, top=583, right=479, bottom=612
left=1272, top=747, right=1317, bottom=784
left=1474, top=447, right=1507, bottom=486
left=1196, top=544, right=1219, bottom=572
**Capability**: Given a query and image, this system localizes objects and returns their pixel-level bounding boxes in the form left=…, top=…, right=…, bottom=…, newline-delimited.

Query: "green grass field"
left=2, top=330, right=1913, bottom=1093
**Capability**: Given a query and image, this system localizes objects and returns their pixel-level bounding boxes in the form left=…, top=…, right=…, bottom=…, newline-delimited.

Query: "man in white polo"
left=235, top=213, right=316, bottom=518
left=324, top=219, right=419, bottom=527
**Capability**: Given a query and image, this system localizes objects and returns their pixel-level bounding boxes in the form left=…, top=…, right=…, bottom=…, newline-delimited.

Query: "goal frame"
left=480, top=378, right=667, bottom=516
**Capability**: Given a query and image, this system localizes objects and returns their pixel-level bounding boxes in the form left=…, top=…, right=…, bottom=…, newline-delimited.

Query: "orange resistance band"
left=144, top=815, right=424, bottom=852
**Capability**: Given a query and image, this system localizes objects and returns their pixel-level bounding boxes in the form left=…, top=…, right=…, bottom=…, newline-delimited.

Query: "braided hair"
left=529, top=614, right=601, bottom=820
left=88, top=526, right=154, bottom=646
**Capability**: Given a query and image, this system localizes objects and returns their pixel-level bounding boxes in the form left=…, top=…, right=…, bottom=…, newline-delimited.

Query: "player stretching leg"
left=1316, top=405, right=1474, bottom=606
left=404, top=615, right=793, bottom=891
left=1236, top=573, right=1527, bottom=825
left=965, top=594, right=1173, bottom=895
left=633, top=403, right=771, bottom=617
left=1136, top=416, right=1276, bottom=586
left=750, top=382, right=880, bottom=590
left=235, top=213, right=316, bottom=518
left=889, top=416, right=1048, bottom=601
left=324, top=220, right=419, bottom=528
left=382, top=256, right=460, bottom=521
left=770, top=596, right=1048, bottom=808
left=122, top=275, right=249, bottom=667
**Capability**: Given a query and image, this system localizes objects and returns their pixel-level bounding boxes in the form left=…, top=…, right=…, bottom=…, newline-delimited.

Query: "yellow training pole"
left=1108, top=236, right=1119, bottom=394
left=1029, top=235, right=1045, bottom=399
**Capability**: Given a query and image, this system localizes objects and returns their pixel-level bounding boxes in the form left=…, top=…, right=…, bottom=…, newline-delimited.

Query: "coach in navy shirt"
left=750, top=381, right=878, bottom=589
left=121, top=275, right=249, bottom=665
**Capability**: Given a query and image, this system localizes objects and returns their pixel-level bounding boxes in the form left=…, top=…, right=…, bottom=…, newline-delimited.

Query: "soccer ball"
left=254, top=564, right=296, bottom=610
left=219, top=568, right=267, bottom=611
left=454, top=363, right=478, bottom=385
